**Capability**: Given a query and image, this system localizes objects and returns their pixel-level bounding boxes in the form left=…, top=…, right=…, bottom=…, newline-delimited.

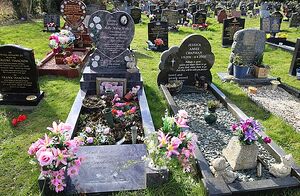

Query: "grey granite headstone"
left=161, top=9, right=179, bottom=27
left=157, top=34, right=215, bottom=86
left=87, top=11, right=135, bottom=71
left=260, top=17, right=281, bottom=34
left=228, top=29, right=265, bottom=75
left=70, top=145, right=147, bottom=193
left=289, top=13, right=300, bottom=28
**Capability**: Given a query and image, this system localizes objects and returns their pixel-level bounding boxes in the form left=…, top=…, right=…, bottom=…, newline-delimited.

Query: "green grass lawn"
left=0, top=15, right=300, bottom=196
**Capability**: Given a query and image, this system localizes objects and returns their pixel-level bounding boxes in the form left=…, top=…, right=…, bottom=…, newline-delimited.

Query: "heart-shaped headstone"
left=61, top=0, right=86, bottom=31
left=88, top=11, right=134, bottom=59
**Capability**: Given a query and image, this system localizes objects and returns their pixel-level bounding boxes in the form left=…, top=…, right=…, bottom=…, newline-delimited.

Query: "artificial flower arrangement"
left=28, top=122, right=83, bottom=193
left=49, top=30, right=75, bottom=54
left=144, top=110, right=197, bottom=172
left=77, top=86, right=143, bottom=145
left=275, top=32, right=288, bottom=39
left=231, top=117, right=272, bottom=145
left=11, top=114, right=27, bottom=126
left=154, top=38, right=164, bottom=46
left=192, top=23, right=208, bottom=30
left=64, top=54, right=82, bottom=68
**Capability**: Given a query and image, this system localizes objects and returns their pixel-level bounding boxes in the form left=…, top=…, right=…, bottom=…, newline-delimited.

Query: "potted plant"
left=253, top=55, right=270, bottom=78
left=165, top=81, right=183, bottom=95
left=49, top=30, right=75, bottom=64
left=204, top=100, right=219, bottom=125
left=64, top=54, right=82, bottom=69
left=28, top=122, right=83, bottom=193
left=232, top=55, right=250, bottom=78
left=222, top=118, right=272, bottom=171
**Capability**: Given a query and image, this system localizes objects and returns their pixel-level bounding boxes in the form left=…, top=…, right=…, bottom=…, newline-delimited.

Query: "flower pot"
left=233, top=65, right=250, bottom=78
left=124, top=92, right=133, bottom=101
left=223, top=136, right=259, bottom=171
left=270, top=80, right=281, bottom=90
left=102, top=108, right=114, bottom=128
left=55, top=53, right=65, bottom=64
left=296, top=68, right=300, bottom=80
left=204, top=111, right=217, bottom=124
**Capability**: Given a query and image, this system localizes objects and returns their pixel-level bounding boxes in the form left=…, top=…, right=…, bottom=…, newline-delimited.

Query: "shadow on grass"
left=135, top=51, right=153, bottom=60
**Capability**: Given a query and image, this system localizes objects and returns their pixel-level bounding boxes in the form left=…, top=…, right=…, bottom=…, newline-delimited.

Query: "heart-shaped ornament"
left=88, top=11, right=134, bottom=59
left=61, top=0, right=86, bottom=31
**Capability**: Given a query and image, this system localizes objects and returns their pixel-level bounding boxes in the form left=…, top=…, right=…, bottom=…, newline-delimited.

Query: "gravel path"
left=243, top=85, right=300, bottom=133
left=173, top=92, right=276, bottom=182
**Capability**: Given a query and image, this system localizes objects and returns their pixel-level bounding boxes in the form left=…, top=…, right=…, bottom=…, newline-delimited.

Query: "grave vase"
left=223, top=136, right=259, bottom=171
left=204, top=110, right=217, bottom=125
left=233, top=65, right=250, bottom=78
left=55, top=53, right=65, bottom=64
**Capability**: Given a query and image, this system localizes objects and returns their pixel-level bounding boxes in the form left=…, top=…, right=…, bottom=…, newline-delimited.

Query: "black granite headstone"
left=87, top=11, right=135, bottom=71
left=178, top=9, right=188, bottom=24
left=193, top=11, right=207, bottom=25
left=289, top=39, right=300, bottom=76
left=43, top=14, right=60, bottom=32
left=148, top=21, right=169, bottom=52
left=130, top=7, right=142, bottom=24
left=222, top=17, right=245, bottom=47
left=0, top=45, right=44, bottom=106
left=188, top=4, right=197, bottom=14
left=157, top=34, right=215, bottom=86
left=153, top=8, right=162, bottom=21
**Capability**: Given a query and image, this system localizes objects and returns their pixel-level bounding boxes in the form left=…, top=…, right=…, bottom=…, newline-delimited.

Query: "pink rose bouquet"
left=28, top=121, right=83, bottom=193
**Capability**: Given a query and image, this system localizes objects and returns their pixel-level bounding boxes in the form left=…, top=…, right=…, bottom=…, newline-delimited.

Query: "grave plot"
left=38, top=0, right=92, bottom=78
left=241, top=85, right=300, bottom=133
left=38, top=10, right=166, bottom=195
left=266, top=36, right=296, bottom=53
left=157, top=34, right=300, bottom=195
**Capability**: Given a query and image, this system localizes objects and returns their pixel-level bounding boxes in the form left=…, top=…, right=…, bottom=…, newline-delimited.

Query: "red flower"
left=12, top=118, right=18, bottom=126
left=17, top=114, right=27, bottom=122
left=111, top=109, right=118, bottom=114
left=263, top=137, right=272, bottom=144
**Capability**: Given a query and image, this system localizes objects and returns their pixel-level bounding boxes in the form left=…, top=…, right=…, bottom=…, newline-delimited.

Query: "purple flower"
left=86, top=137, right=94, bottom=144
left=243, top=130, right=257, bottom=143
left=231, top=124, right=238, bottom=131
left=263, top=137, right=272, bottom=144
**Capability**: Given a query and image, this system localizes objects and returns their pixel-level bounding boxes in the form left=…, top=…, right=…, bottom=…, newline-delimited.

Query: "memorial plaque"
left=148, top=21, right=168, bottom=52
left=289, top=39, right=300, bottom=76
left=222, top=17, right=245, bottom=47
left=70, top=145, right=147, bottom=193
left=130, top=8, right=142, bottom=24
left=61, top=0, right=87, bottom=32
left=290, top=13, right=300, bottom=28
left=43, top=14, right=60, bottom=32
left=157, top=34, right=215, bottom=86
left=228, top=29, right=265, bottom=75
left=0, top=45, right=44, bottom=106
left=161, top=9, right=179, bottom=27
left=87, top=11, right=135, bottom=70
left=193, top=11, right=207, bottom=24
left=217, top=9, right=227, bottom=23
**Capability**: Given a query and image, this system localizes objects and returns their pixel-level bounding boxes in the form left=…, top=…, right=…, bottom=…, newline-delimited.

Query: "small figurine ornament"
left=269, top=154, right=294, bottom=178
left=210, top=157, right=238, bottom=183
